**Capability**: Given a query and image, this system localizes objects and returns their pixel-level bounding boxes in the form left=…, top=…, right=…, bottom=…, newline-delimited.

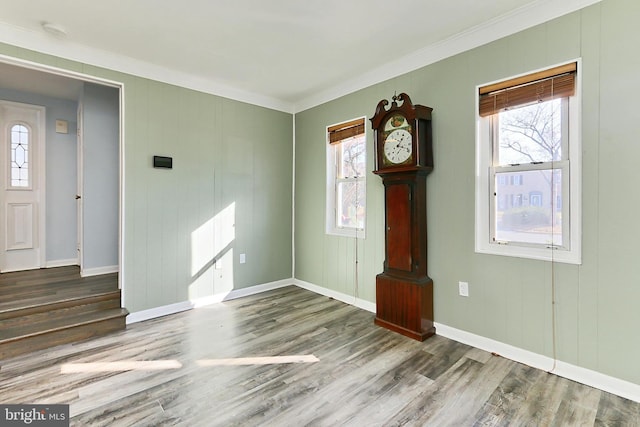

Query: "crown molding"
left=0, top=0, right=601, bottom=114
left=0, top=21, right=295, bottom=113
left=294, top=0, right=602, bottom=112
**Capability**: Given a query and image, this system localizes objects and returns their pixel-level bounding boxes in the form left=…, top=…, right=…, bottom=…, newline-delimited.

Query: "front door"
left=0, top=100, right=46, bottom=272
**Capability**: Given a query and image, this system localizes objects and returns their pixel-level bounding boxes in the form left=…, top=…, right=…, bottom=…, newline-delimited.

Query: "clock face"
left=384, top=129, right=412, bottom=164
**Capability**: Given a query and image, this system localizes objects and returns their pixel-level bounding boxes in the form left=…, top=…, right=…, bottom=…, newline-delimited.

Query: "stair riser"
left=0, top=299, right=122, bottom=329
left=0, top=292, right=121, bottom=321
left=0, top=315, right=127, bottom=360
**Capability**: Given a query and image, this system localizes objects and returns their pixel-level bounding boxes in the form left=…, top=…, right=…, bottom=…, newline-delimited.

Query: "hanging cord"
left=549, top=234, right=558, bottom=373
left=353, top=163, right=360, bottom=304
left=548, top=78, right=558, bottom=374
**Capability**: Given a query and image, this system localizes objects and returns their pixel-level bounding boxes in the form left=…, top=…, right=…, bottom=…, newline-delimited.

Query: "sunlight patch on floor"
left=196, top=355, right=319, bottom=366
left=60, top=355, right=319, bottom=373
left=60, top=360, right=183, bottom=373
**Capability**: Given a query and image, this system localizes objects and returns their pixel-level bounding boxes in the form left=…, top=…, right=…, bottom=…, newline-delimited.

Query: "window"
left=326, top=117, right=366, bottom=238
left=475, top=62, right=581, bottom=264
left=10, top=123, right=30, bottom=188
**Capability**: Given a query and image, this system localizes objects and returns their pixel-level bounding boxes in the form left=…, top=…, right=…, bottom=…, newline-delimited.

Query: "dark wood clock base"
left=374, top=273, right=435, bottom=341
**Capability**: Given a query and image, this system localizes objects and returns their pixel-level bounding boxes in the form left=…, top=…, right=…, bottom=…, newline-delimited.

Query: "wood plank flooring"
left=0, top=286, right=638, bottom=426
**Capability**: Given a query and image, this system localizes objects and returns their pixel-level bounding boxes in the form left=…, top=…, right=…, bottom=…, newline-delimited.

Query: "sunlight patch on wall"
left=190, top=202, right=236, bottom=277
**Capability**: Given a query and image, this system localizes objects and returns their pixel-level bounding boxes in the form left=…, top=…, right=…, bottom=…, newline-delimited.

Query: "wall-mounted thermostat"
left=153, top=156, right=173, bottom=169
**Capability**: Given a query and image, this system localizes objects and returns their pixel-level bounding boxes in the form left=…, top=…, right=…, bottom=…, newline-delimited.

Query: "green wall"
left=0, top=43, right=293, bottom=313
left=295, top=0, right=640, bottom=385
left=2, top=0, right=638, bottom=389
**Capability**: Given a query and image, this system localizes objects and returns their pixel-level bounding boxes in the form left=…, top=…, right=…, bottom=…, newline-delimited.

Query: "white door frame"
left=0, top=54, right=125, bottom=298
left=0, top=100, right=46, bottom=272
left=76, top=102, right=84, bottom=272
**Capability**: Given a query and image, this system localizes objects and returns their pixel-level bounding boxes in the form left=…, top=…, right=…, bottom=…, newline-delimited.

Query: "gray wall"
left=295, top=0, right=640, bottom=387
left=81, top=83, right=119, bottom=271
left=0, top=88, right=78, bottom=264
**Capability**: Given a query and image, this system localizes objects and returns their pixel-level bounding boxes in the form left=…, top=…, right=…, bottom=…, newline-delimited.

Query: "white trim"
left=474, top=59, right=582, bottom=265
left=191, top=279, right=293, bottom=308
left=290, top=279, right=640, bottom=402
left=0, top=54, right=123, bottom=91
left=0, top=24, right=293, bottom=114
left=126, top=278, right=295, bottom=324
left=118, top=80, right=126, bottom=295
left=76, top=102, right=84, bottom=273
left=293, top=279, right=376, bottom=314
left=45, top=258, right=78, bottom=268
left=435, top=322, right=640, bottom=403
left=0, top=2, right=600, bottom=114
left=81, top=265, right=119, bottom=277
left=294, top=0, right=601, bottom=112
left=124, top=276, right=640, bottom=403
left=0, top=53, right=126, bottom=305
left=38, top=106, right=46, bottom=269
left=325, top=117, right=367, bottom=239
left=126, top=300, right=193, bottom=324
left=291, top=114, right=296, bottom=279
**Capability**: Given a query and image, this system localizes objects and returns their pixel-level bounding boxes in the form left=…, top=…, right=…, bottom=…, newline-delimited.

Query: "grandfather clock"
left=371, top=93, right=435, bottom=341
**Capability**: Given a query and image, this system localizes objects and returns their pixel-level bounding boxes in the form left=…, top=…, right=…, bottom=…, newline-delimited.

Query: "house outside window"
left=475, top=61, right=581, bottom=264
left=326, top=117, right=366, bottom=238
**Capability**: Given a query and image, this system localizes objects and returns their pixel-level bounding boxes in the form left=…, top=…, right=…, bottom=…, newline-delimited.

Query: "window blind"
left=479, top=62, right=577, bottom=117
left=328, top=118, right=365, bottom=144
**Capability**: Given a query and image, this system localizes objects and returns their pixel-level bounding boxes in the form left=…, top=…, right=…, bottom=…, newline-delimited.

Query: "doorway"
left=0, top=55, right=123, bottom=294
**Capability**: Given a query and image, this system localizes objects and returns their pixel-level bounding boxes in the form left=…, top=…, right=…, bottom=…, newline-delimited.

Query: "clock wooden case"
left=371, top=93, right=435, bottom=341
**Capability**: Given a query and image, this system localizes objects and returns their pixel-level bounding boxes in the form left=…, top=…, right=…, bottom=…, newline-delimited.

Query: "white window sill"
left=475, top=241, right=581, bottom=265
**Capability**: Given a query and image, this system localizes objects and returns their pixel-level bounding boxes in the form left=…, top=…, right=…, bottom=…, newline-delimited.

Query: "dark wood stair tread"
left=0, top=308, right=129, bottom=344
left=0, top=290, right=122, bottom=320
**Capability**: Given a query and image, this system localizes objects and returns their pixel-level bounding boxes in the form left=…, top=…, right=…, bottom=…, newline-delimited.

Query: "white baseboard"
left=435, top=322, right=640, bottom=403
left=45, top=259, right=78, bottom=268
left=126, top=300, right=193, bottom=324
left=293, top=279, right=376, bottom=313
left=292, top=279, right=640, bottom=403
left=191, top=279, right=294, bottom=308
left=126, top=278, right=295, bottom=324
left=125, top=276, right=640, bottom=403
left=81, top=265, right=119, bottom=277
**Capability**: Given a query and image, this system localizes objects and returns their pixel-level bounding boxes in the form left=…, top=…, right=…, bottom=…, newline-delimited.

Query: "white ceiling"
left=0, top=0, right=599, bottom=112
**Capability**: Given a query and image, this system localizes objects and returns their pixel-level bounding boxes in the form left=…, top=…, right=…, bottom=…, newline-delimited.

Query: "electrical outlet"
left=459, top=281, right=469, bottom=297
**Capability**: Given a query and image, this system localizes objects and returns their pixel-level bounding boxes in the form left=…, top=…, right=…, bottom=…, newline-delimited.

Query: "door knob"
left=75, top=195, right=81, bottom=199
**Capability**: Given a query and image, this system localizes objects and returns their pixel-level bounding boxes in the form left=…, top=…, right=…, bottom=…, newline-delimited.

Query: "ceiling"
left=0, top=0, right=598, bottom=112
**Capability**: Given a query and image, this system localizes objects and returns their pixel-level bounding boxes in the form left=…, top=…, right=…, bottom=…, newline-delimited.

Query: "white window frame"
left=326, top=117, right=367, bottom=239
left=475, top=60, right=582, bottom=264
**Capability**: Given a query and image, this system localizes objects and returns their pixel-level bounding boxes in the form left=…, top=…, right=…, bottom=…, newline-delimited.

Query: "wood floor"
left=0, top=286, right=638, bottom=426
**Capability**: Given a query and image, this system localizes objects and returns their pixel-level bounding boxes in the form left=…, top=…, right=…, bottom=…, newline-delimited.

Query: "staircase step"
left=0, top=308, right=128, bottom=360
left=0, top=291, right=122, bottom=321
left=0, top=267, right=126, bottom=359
left=0, top=297, right=121, bottom=329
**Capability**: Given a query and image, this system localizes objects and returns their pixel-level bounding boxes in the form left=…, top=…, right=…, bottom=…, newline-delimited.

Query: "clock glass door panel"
left=386, top=183, right=412, bottom=271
